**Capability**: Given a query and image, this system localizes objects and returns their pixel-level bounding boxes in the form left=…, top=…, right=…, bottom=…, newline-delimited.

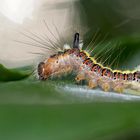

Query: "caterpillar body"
left=38, top=33, right=140, bottom=93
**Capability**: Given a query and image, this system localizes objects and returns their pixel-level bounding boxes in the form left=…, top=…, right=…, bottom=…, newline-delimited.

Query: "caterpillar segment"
left=37, top=33, right=140, bottom=93
left=75, top=54, right=139, bottom=93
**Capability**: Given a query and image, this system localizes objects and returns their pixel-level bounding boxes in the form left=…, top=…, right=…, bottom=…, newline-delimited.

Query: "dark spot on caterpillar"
left=119, top=73, right=124, bottom=80
left=83, top=58, right=93, bottom=65
left=102, top=69, right=107, bottom=76
left=50, top=54, right=57, bottom=58
left=91, top=64, right=98, bottom=72
left=133, top=71, right=140, bottom=82
left=123, top=73, right=127, bottom=80
left=79, top=52, right=85, bottom=57
left=113, top=72, right=117, bottom=80
left=106, top=69, right=113, bottom=78
left=78, top=52, right=88, bottom=61
left=114, top=72, right=123, bottom=80
left=39, top=76, right=46, bottom=80
left=101, top=68, right=112, bottom=78
left=58, top=51, right=63, bottom=55
left=123, top=74, right=125, bottom=80
left=97, top=65, right=103, bottom=76
left=117, top=72, right=121, bottom=79
left=38, top=62, right=45, bottom=78
left=127, top=73, right=133, bottom=81
left=91, top=64, right=103, bottom=75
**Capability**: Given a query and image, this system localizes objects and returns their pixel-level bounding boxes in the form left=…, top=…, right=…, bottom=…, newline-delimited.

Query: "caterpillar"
left=37, top=32, right=140, bottom=93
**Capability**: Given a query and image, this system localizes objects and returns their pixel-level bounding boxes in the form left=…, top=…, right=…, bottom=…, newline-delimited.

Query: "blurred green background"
left=0, top=0, right=140, bottom=140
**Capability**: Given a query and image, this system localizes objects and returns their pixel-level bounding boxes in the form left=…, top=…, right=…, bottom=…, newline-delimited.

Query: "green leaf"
left=0, top=64, right=32, bottom=82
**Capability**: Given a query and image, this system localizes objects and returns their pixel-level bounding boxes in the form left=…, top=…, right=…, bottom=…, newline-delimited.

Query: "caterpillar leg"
left=130, top=82, right=140, bottom=91
left=75, top=72, right=85, bottom=83
left=98, top=79, right=111, bottom=92
left=88, top=79, right=97, bottom=89
left=113, top=82, right=124, bottom=93
left=101, top=83, right=111, bottom=92
left=114, top=86, right=124, bottom=93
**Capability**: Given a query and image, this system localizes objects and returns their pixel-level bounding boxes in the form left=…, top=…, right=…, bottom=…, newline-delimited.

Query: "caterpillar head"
left=37, top=32, right=81, bottom=80
left=38, top=54, right=62, bottom=80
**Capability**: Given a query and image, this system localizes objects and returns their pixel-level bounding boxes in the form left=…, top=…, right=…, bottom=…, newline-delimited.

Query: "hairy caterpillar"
left=37, top=33, right=140, bottom=93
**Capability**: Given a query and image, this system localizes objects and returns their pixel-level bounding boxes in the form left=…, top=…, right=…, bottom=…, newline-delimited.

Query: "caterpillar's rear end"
left=37, top=32, right=140, bottom=94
